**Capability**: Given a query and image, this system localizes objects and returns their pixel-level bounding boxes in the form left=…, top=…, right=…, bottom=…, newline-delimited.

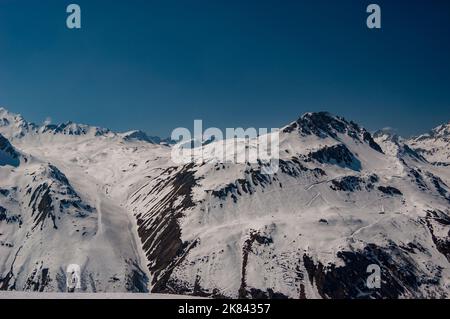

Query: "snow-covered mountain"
left=119, top=130, right=175, bottom=145
left=407, top=122, right=450, bottom=166
left=0, top=144, right=149, bottom=292
left=1, top=107, right=449, bottom=298
left=373, top=128, right=426, bottom=162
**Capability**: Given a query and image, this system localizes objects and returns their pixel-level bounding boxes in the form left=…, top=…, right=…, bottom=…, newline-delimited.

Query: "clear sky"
left=0, top=0, right=449, bottom=137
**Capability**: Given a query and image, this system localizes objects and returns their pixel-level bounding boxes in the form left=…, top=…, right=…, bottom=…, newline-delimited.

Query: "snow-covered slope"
left=1, top=108, right=450, bottom=298
left=0, top=150, right=150, bottom=292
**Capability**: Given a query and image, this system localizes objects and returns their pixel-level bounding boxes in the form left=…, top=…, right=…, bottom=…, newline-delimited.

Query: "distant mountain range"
left=0, top=107, right=449, bottom=298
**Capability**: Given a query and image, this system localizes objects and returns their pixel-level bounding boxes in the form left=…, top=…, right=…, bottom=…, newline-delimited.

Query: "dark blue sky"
left=0, top=0, right=449, bottom=137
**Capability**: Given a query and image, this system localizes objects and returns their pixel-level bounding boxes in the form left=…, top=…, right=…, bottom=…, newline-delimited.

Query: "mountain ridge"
left=0, top=107, right=172, bottom=145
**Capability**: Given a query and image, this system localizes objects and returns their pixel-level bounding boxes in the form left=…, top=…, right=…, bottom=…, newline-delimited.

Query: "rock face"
left=0, top=134, right=20, bottom=167
left=1, top=107, right=450, bottom=298
left=308, top=144, right=361, bottom=171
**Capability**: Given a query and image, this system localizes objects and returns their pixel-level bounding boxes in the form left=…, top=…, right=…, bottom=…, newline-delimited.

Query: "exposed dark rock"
left=248, top=288, right=289, bottom=299
left=409, top=169, right=428, bottom=190
left=378, top=186, right=403, bottom=196
left=29, top=183, right=58, bottom=230
left=211, top=167, right=273, bottom=202
left=0, top=207, right=22, bottom=225
left=239, top=230, right=273, bottom=299
left=401, top=144, right=427, bottom=162
left=302, top=243, right=429, bottom=299
left=329, top=174, right=379, bottom=192
left=425, top=210, right=450, bottom=262
left=279, top=157, right=326, bottom=178
left=309, top=144, right=361, bottom=171
left=125, top=260, right=149, bottom=293
left=0, top=134, right=19, bottom=159
left=426, top=172, right=450, bottom=202
left=0, top=118, right=10, bottom=126
left=331, top=176, right=364, bottom=192
left=130, top=163, right=200, bottom=294
left=362, top=131, right=384, bottom=153
left=47, top=165, right=71, bottom=187
left=0, top=246, right=22, bottom=290
left=431, top=162, right=450, bottom=167
left=24, top=266, right=51, bottom=292
left=192, top=275, right=212, bottom=297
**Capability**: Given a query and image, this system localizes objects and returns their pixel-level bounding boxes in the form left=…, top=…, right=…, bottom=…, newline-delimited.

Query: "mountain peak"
left=120, top=130, right=153, bottom=143
left=431, top=122, right=450, bottom=138
left=286, top=111, right=360, bottom=136
left=374, top=128, right=426, bottom=161
left=407, top=120, right=450, bottom=164
left=283, top=111, right=383, bottom=153
left=120, top=130, right=177, bottom=145
left=412, top=122, right=450, bottom=143
left=373, top=128, right=401, bottom=143
left=0, top=106, right=22, bottom=120
left=0, top=107, right=38, bottom=138
left=0, top=106, right=13, bottom=115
